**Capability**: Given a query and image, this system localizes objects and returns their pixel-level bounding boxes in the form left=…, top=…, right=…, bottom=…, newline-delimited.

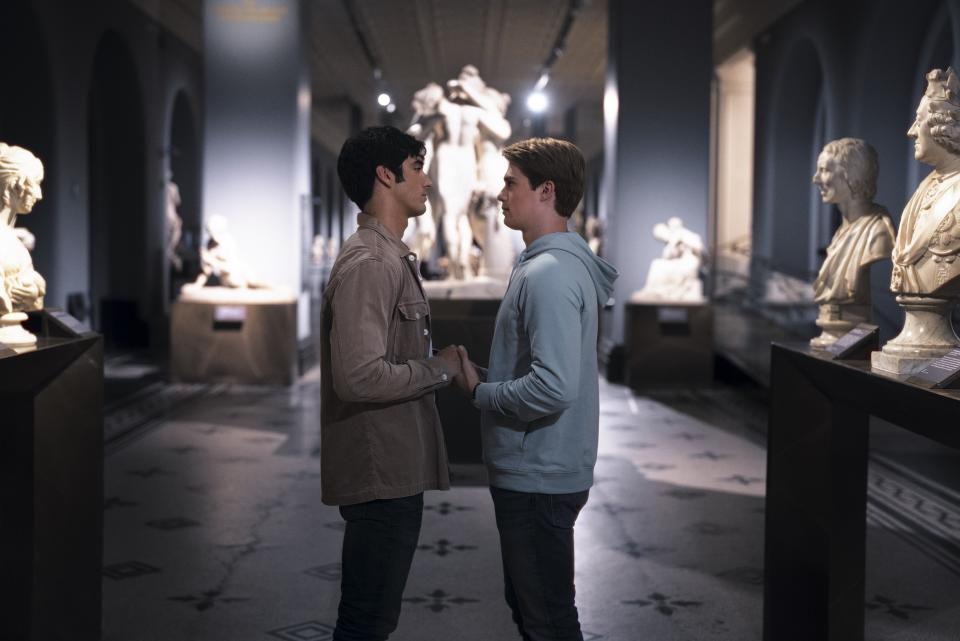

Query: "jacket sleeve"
left=330, top=259, right=454, bottom=403
left=474, top=266, right=582, bottom=421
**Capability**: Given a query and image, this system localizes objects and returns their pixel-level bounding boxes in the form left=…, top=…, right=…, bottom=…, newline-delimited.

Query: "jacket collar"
left=357, top=212, right=415, bottom=258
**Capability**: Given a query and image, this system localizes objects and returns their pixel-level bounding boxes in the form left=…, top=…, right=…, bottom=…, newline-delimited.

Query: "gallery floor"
left=100, top=356, right=960, bottom=641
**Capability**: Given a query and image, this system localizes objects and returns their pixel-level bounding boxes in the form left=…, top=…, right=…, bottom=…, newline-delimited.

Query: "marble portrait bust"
left=809, top=137, right=895, bottom=347
left=0, top=143, right=46, bottom=347
left=874, top=67, right=960, bottom=374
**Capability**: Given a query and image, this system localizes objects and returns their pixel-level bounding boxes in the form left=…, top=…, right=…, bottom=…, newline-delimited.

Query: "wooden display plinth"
left=171, top=296, right=297, bottom=385
left=625, top=300, right=714, bottom=388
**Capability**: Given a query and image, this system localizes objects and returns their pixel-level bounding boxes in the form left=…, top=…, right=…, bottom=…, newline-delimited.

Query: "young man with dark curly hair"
left=321, top=125, right=461, bottom=641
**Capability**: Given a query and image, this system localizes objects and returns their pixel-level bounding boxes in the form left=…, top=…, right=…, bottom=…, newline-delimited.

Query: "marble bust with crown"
left=873, top=67, right=960, bottom=374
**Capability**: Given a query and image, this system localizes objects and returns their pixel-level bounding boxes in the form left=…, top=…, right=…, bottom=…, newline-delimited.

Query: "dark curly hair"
left=337, top=126, right=426, bottom=209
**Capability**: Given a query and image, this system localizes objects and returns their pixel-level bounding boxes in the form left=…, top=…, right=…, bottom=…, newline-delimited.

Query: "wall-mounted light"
left=527, top=91, right=549, bottom=114
left=377, top=93, right=392, bottom=107
left=386, top=103, right=397, bottom=113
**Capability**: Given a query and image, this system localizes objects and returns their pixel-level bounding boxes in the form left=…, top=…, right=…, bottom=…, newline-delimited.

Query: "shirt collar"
left=356, top=212, right=416, bottom=259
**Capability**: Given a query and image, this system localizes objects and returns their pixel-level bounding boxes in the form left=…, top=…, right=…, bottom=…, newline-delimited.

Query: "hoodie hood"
left=519, top=232, right=619, bottom=307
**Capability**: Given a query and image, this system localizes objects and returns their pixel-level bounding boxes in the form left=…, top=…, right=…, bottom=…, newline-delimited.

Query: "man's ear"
left=375, top=165, right=396, bottom=188
left=539, top=180, right=556, bottom=202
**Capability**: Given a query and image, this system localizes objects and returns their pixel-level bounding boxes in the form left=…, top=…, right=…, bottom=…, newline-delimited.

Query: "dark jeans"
left=490, top=486, right=590, bottom=641
left=333, top=493, right=424, bottom=641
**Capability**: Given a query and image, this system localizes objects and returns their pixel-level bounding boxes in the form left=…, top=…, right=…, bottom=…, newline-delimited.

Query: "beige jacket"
left=320, top=213, right=452, bottom=506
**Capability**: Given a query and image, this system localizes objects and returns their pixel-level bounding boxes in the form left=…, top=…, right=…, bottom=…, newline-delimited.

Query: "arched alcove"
left=769, top=38, right=826, bottom=281
left=168, top=90, right=201, bottom=288
left=88, top=31, right=148, bottom=347
left=0, top=2, right=56, bottom=286
left=906, top=3, right=956, bottom=192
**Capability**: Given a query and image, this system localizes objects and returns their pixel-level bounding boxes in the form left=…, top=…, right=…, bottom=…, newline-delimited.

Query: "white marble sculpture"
left=405, top=66, right=514, bottom=281
left=0, top=143, right=46, bottom=347
left=631, top=217, right=705, bottom=303
left=810, top=138, right=895, bottom=347
left=874, top=68, right=960, bottom=374
left=180, top=215, right=288, bottom=303
left=165, top=170, right=183, bottom=272
left=403, top=82, right=443, bottom=262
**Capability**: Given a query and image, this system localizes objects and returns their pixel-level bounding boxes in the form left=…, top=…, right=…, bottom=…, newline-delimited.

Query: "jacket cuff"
left=424, top=355, right=454, bottom=386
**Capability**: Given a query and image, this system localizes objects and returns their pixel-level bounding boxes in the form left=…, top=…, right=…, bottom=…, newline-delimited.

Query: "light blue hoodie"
left=473, top=231, right=619, bottom=493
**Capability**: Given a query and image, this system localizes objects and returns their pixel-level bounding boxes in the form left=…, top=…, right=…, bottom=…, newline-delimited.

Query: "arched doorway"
left=0, top=1, right=56, bottom=291
left=88, top=31, right=148, bottom=348
left=167, top=91, right=201, bottom=297
left=769, top=38, right=826, bottom=282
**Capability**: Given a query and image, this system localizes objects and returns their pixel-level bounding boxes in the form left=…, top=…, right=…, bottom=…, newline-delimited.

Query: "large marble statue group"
left=404, top=65, right=522, bottom=282
left=3, top=65, right=960, bottom=372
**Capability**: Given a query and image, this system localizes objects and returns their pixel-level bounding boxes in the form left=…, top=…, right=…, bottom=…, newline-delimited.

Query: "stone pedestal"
left=0, top=310, right=37, bottom=347
left=871, top=295, right=959, bottom=375
left=811, top=303, right=870, bottom=348
left=427, top=297, right=500, bottom=464
left=1, top=310, right=103, bottom=641
left=171, top=292, right=297, bottom=385
left=625, top=301, right=713, bottom=388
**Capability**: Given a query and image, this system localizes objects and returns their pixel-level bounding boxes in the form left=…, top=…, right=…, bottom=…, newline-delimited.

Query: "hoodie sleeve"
left=474, top=260, right=583, bottom=421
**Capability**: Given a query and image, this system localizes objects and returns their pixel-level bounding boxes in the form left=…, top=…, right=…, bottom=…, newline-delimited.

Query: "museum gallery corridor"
left=99, top=368, right=960, bottom=641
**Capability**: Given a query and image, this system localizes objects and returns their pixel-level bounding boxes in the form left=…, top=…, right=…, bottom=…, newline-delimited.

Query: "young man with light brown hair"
left=457, top=137, right=619, bottom=641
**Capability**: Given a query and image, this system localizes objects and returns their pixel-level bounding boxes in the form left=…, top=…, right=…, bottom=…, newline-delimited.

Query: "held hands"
left=455, top=345, right=480, bottom=394
left=436, top=344, right=462, bottom=379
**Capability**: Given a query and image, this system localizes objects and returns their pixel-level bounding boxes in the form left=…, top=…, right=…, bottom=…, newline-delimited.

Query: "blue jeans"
left=490, top=486, right=590, bottom=641
left=333, top=493, right=423, bottom=641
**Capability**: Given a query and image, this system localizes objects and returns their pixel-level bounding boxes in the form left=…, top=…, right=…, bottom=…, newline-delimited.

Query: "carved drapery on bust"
left=809, top=138, right=895, bottom=347
left=0, top=142, right=46, bottom=347
left=873, top=68, right=960, bottom=374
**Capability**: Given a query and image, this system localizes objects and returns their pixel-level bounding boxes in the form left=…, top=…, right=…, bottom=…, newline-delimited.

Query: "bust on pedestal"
left=874, top=68, right=960, bottom=375
left=810, top=138, right=895, bottom=347
left=0, top=143, right=46, bottom=348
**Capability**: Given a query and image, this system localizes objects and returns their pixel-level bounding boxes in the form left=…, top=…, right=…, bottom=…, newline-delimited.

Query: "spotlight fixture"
left=526, top=91, right=549, bottom=114
left=377, top=93, right=391, bottom=107
left=386, top=103, right=397, bottom=113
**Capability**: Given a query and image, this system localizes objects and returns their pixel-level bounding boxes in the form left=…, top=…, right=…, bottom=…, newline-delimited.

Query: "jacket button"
left=441, top=373, right=448, bottom=382
left=423, top=328, right=429, bottom=336
left=407, top=255, right=416, bottom=262
left=415, top=312, right=421, bottom=319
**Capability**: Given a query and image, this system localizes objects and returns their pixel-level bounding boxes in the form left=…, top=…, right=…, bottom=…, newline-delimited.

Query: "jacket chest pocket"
left=393, top=300, right=430, bottom=361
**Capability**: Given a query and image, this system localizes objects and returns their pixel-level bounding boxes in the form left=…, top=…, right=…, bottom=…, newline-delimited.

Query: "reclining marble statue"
left=0, top=143, right=46, bottom=347
left=810, top=137, right=895, bottom=347
left=873, top=67, right=960, bottom=374
left=181, top=214, right=274, bottom=300
left=632, top=217, right=705, bottom=302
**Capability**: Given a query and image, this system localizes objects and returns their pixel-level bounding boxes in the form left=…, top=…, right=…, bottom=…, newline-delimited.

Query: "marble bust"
left=0, top=143, right=46, bottom=347
left=874, top=68, right=960, bottom=374
left=810, top=138, right=895, bottom=347
left=631, top=217, right=705, bottom=303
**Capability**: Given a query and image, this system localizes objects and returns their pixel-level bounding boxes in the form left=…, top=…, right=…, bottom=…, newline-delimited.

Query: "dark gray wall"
left=2, top=0, right=203, bottom=350
left=601, top=0, right=713, bottom=342
left=752, top=0, right=959, bottom=339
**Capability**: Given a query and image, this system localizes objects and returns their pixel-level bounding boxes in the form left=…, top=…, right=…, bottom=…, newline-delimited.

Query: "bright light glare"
left=377, top=93, right=391, bottom=107
left=527, top=91, right=548, bottom=113
left=386, top=103, right=397, bottom=113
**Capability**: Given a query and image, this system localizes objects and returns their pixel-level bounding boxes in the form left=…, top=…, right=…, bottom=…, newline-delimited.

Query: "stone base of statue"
left=625, top=299, right=714, bottom=388
left=171, top=287, right=298, bottom=385
left=1, top=309, right=103, bottom=641
left=871, top=295, right=960, bottom=375
left=810, top=303, right=870, bottom=348
left=0, top=311, right=38, bottom=348
left=427, top=293, right=502, bottom=464
left=422, top=276, right=508, bottom=300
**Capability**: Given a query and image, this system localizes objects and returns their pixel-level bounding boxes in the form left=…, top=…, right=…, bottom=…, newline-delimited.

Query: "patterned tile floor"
left=102, top=372, right=960, bottom=640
